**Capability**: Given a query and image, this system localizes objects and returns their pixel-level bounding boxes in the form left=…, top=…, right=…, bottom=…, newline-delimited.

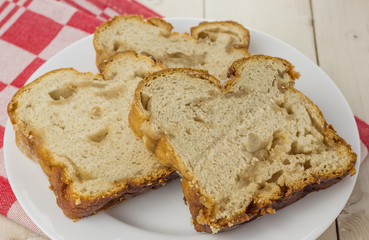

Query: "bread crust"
left=129, top=55, right=357, bottom=233
left=7, top=52, right=178, bottom=219
left=182, top=173, right=348, bottom=233
left=50, top=165, right=177, bottom=219
left=93, top=15, right=250, bottom=74
left=93, top=15, right=174, bottom=68
left=191, top=20, right=250, bottom=49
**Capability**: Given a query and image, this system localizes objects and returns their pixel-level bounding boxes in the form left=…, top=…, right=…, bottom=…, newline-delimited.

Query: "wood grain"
left=319, top=222, right=338, bottom=240
left=204, top=0, right=317, bottom=61
left=312, top=0, right=369, bottom=238
left=337, top=156, right=369, bottom=239
left=312, top=0, right=369, bottom=122
left=136, top=0, right=204, bottom=18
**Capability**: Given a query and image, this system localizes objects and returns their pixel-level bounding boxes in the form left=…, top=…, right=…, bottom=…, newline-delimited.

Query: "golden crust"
left=93, top=15, right=174, bottom=68
left=183, top=173, right=349, bottom=232
left=225, top=55, right=300, bottom=89
left=191, top=20, right=250, bottom=49
left=129, top=55, right=357, bottom=233
left=93, top=15, right=172, bottom=68
left=93, top=15, right=251, bottom=69
left=7, top=52, right=178, bottom=219
left=100, top=50, right=167, bottom=78
left=50, top=164, right=177, bottom=219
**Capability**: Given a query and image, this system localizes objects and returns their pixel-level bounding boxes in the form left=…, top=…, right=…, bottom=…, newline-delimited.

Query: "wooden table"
left=1, top=0, right=368, bottom=239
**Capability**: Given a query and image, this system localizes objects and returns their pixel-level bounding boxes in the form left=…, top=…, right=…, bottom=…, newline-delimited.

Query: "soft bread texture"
left=93, top=15, right=250, bottom=80
left=129, top=55, right=357, bottom=233
left=7, top=52, right=177, bottom=219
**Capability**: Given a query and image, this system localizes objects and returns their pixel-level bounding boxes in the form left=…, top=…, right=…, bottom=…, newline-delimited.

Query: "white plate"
left=4, top=18, right=360, bottom=240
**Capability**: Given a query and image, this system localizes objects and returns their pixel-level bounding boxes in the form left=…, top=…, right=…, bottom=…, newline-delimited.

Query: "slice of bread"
left=93, top=15, right=250, bottom=80
left=129, top=55, right=357, bottom=233
left=7, top=52, right=177, bottom=219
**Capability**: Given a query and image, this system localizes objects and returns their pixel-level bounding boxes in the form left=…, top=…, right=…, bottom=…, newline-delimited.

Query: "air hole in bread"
left=134, top=70, right=147, bottom=79
left=48, top=86, right=74, bottom=101
left=141, top=93, right=152, bottom=111
left=197, top=32, right=217, bottom=42
left=197, top=32, right=209, bottom=40
left=235, top=174, right=250, bottom=186
left=225, top=38, right=236, bottom=53
left=305, top=107, right=323, bottom=132
left=253, top=149, right=270, bottom=161
left=96, top=85, right=126, bottom=99
left=184, top=86, right=196, bottom=91
left=224, top=87, right=247, bottom=99
left=276, top=100, right=294, bottom=115
left=76, top=172, right=86, bottom=181
left=167, top=52, right=188, bottom=59
left=285, top=105, right=293, bottom=115
left=110, top=71, right=118, bottom=79
left=266, top=170, right=283, bottom=183
left=165, top=52, right=207, bottom=67
left=154, top=86, right=164, bottom=91
left=270, top=130, right=289, bottom=157
left=193, top=116, right=205, bottom=124
left=90, top=106, right=102, bottom=119
left=304, top=160, right=312, bottom=170
left=258, top=183, right=266, bottom=190
left=88, top=128, right=108, bottom=142
left=278, top=70, right=287, bottom=79
left=218, top=197, right=230, bottom=211
left=283, top=159, right=291, bottom=165
left=140, top=51, right=156, bottom=62
left=53, top=124, right=65, bottom=130
left=207, top=90, right=218, bottom=96
left=304, top=130, right=312, bottom=137
left=290, top=141, right=312, bottom=155
left=245, top=132, right=271, bottom=153
left=113, top=41, right=120, bottom=51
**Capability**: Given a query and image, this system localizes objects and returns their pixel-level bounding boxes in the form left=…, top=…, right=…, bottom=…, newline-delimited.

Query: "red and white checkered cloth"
left=0, top=0, right=161, bottom=237
left=0, top=0, right=368, bottom=238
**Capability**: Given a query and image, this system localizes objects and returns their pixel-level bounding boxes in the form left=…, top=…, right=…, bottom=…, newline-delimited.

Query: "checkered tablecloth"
left=0, top=0, right=161, bottom=237
left=0, top=0, right=368, bottom=238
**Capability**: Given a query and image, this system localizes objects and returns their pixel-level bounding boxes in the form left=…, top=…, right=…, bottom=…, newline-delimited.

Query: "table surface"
left=1, top=0, right=369, bottom=239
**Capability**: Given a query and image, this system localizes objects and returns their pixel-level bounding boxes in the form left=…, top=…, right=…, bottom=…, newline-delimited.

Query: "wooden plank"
left=136, top=0, right=204, bottom=18
left=337, top=156, right=369, bottom=239
left=318, top=222, right=338, bottom=240
left=312, top=0, right=369, bottom=122
left=204, top=0, right=317, bottom=61
left=313, top=1, right=369, bottom=238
